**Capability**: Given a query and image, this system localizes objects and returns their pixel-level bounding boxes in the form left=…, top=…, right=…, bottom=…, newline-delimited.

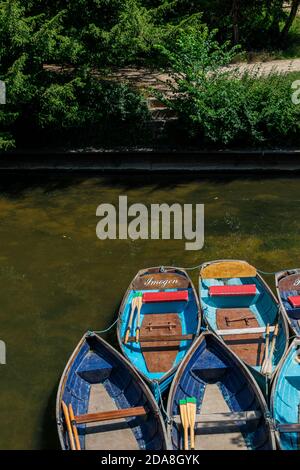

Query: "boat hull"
left=275, top=269, right=300, bottom=336
left=56, top=332, right=169, bottom=450
left=199, top=259, right=289, bottom=385
left=167, top=331, right=276, bottom=450
left=271, top=338, right=300, bottom=450
left=117, top=266, right=201, bottom=399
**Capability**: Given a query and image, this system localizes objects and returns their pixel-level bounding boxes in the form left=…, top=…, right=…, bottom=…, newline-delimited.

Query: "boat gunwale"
left=275, top=269, right=300, bottom=337
left=166, top=330, right=276, bottom=450
left=270, top=336, right=300, bottom=450
left=116, top=266, right=202, bottom=386
left=199, top=259, right=290, bottom=381
left=56, top=331, right=169, bottom=450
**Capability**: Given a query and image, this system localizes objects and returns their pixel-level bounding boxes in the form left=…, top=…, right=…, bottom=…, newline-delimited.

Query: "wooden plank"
left=217, top=308, right=265, bottom=366
left=278, top=423, right=300, bottom=433
left=75, top=406, right=146, bottom=425
left=173, top=410, right=261, bottom=425
left=141, top=313, right=181, bottom=373
left=216, top=326, right=275, bottom=336
left=126, top=334, right=194, bottom=343
left=201, top=261, right=257, bottom=279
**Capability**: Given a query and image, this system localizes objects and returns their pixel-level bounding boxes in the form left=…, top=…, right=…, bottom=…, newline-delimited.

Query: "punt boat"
left=271, top=338, right=300, bottom=450
left=275, top=269, right=300, bottom=336
left=56, top=332, right=169, bottom=450
left=117, top=266, right=201, bottom=400
left=199, top=260, right=289, bottom=386
left=167, top=331, right=276, bottom=450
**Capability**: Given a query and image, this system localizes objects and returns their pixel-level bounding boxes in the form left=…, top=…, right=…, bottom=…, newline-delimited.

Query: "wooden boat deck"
left=196, top=384, right=247, bottom=450
left=85, top=383, right=139, bottom=450
left=140, top=313, right=182, bottom=373
left=216, top=308, right=265, bottom=366
left=201, top=261, right=257, bottom=279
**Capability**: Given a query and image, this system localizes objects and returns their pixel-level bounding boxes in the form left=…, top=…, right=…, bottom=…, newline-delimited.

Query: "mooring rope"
left=92, top=318, right=119, bottom=335
left=175, top=265, right=294, bottom=276
left=257, top=268, right=293, bottom=276
left=153, top=380, right=172, bottom=425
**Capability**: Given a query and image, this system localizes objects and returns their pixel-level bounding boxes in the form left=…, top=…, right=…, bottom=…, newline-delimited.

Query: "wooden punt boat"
left=275, top=269, right=300, bottom=336
left=271, top=338, right=300, bottom=450
left=56, top=332, right=169, bottom=450
left=167, top=331, right=276, bottom=450
left=117, top=266, right=201, bottom=400
left=199, top=260, right=289, bottom=385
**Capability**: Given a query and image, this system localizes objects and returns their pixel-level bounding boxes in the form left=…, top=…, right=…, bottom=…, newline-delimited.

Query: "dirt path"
left=111, top=59, right=300, bottom=92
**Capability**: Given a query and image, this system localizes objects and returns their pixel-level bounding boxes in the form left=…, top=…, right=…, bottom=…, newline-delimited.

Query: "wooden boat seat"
left=173, top=410, right=261, bottom=427
left=209, top=284, right=257, bottom=297
left=75, top=406, right=146, bottom=424
left=216, top=308, right=265, bottom=366
left=278, top=423, right=300, bottom=433
left=140, top=313, right=182, bottom=372
left=142, top=290, right=188, bottom=303
left=216, top=326, right=275, bottom=336
left=126, top=333, right=194, bottom=343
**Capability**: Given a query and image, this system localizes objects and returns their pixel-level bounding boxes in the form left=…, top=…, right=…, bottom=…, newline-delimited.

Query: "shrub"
left=157, top=27, right=300, bottom=147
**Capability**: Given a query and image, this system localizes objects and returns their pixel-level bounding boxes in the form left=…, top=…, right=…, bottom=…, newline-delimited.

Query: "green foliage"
left=0, top=0, right=149, bottom=150
left=0, top=0, right=299, bottom=150
left=159, top=28, right=300, bottom=147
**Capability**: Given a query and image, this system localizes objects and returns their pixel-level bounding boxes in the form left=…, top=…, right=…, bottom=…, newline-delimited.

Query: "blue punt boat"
left=56, top=332, right=168, bottom=450
left=199, top=260, right=289, bottom=386
left=167, top=331, right=276, bottom=450
left=271, top=338, right=300, bottom=450
left=275, top=269, right=300, bottom=336
left=117, top=266, right=201, bottom=400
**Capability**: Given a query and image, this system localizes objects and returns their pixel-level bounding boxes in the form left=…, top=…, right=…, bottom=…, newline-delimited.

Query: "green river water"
left=0, top=172, right=299, bottom=449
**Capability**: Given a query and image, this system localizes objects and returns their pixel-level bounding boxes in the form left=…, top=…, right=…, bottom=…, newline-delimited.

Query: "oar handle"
left=124, top=328, right=130, bottom=344
left=124, top=297, right=137, bottom=344
left=135, top=296, right=143, bottom=342
left=264, top=323, right=270, bottom=361
left=135, top=327, right=140, bottom=342
left=184, top=425, right=189, bottom=451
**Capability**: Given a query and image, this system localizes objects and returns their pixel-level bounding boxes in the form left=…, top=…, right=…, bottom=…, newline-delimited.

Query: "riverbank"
left=1, top=149, right=300, bottom=172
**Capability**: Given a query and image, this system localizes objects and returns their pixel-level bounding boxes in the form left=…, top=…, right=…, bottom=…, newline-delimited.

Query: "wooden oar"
left=135, top=293, right=143, bottom=342
left=62, top=401, right=75, bottom=450
left=262, top=324, right=279, bottom=376
left=186, top=397, right=196, bottom=450
left=124, top=295, right=137, bottom=344
left=179, top=399, right=189, bottom=450
left=261, top=323, right=270, bottom=372
left=69, top=403, right=81, bottom=450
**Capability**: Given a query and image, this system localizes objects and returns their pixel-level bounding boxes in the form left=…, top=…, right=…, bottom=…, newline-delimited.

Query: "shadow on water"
left=40, top=382, right=60, bottom=450
left=0, top=170, right=300, bottom=198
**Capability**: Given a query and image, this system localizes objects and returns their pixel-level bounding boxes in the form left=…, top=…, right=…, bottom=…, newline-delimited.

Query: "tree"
left=281, top=0, right=300, bottom=41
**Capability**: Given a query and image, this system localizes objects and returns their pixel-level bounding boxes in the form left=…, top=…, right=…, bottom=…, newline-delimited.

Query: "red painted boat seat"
left=209, top=284, right=257, bottom=297
left=288, top=295, right=300, bottom=308
left=142, top=290, right=188, bottom=303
